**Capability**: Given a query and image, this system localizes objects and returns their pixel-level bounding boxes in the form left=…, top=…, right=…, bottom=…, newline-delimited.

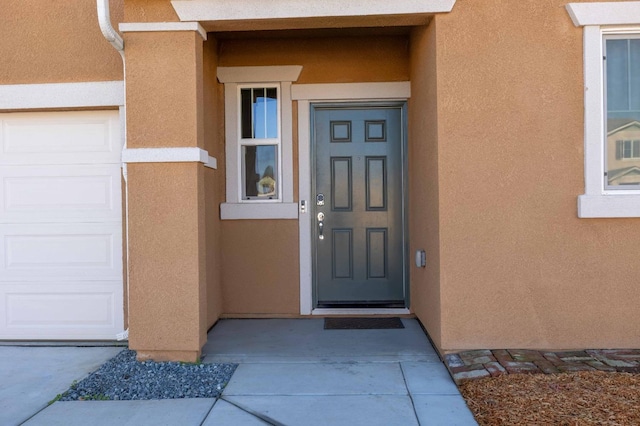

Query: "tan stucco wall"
left=0, top=0, right=123, bottom=84
left=125, top=29, right=207, bottom=361
left=218, top=35, right=410, bottom=83
left=433, top=0, right=640, bottom=351
left=203, top=37, right=225, bottom=327
left=125, top=31, right=204, bottom=149
left=408, top=23, right=442, bottom=348
left=127, top=163, right=206, bottom=360
left=221, top=221, right=300, bottom=315
left=217, top=34, right=409, bottom=315
left=124, top=0, right=179, bottom=22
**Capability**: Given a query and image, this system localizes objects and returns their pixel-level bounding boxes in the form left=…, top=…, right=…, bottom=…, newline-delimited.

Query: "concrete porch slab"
left=401, top=361, right=461, bottom=395
left=223, top=362, right=408, bottom=396
left=221, top=395, right=420, bottom=426
left=23, top=399, right=216, bottom=426
left=203, top=399, right=269, bottom=425
left=413, top=395, right=478, bottom=425
left=202, top=318, right=439, bottom=363
left=0, top=346, right=123, bottom=426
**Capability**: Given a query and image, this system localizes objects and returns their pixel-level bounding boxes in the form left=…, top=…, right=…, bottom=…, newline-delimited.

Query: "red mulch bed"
left=459, top=371, right=640, bottom=425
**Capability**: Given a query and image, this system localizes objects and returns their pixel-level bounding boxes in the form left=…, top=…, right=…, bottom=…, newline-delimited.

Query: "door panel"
left=313, top=105, right=406, bottom=307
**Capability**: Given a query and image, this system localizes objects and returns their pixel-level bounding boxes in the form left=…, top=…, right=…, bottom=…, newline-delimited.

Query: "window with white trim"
left=217, top=66, right=302, bottom=220
left=566, top=2, right=640, bottom=218
left=239, top=86, right=281, bottom=200
left=604, top=35, right=640, bottom=189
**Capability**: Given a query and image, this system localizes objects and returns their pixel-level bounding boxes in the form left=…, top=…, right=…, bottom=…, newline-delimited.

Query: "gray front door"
left=312, top=104, right=407, bottom=308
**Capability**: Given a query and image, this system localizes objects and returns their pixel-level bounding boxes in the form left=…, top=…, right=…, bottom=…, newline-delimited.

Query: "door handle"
left=317, top=212, right=325, bottom=240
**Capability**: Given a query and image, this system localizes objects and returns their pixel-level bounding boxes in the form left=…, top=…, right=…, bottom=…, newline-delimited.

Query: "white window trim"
left=218, top=66, right=302, bottom=220
left=293, top=82, right=411, bottom=315
left=567, top=2, right=640, bottom=218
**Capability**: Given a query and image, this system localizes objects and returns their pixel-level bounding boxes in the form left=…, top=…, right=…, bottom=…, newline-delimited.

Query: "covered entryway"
left=0, top=110, right=124, bottom=340
left=312, top=104, right=407, bottom=308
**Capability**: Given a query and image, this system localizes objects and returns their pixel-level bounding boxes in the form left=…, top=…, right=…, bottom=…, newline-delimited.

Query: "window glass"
left=240, top=88, right=278, bottom=139
left=242, top=145, right=278, bottom=199
left=606, top=37, right=640, bottom=188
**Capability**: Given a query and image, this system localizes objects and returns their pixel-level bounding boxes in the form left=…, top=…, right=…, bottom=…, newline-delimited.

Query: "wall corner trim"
left=0, top=81, right=124, bottom=110
left=566, top=2, right=640, bottom=26
left=217, top=66, right=303, bottom=83
left=119, top=22, right=207, bottom=40
left=122, top=147, right=217, bottom=169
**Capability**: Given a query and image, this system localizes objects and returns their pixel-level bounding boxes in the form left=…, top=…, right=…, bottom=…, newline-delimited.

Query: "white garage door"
left=0, top=111, right=124, bottom=340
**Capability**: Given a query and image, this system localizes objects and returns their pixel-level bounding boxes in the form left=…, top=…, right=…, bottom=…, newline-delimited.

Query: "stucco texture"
left=203, top=37, right=225, bottom=327
left=0, top=0, right=123, bottom=84
left=221, top=221, right=300, bottom=315
left=124, top=30, right=204, bottom=149
left=433, top=0, right=640, bottom=351
left=408, top=22, right=442, bottom=349
left=127, top=163, right=206, bottom=361
left=218, top=35, right=410, bottom=83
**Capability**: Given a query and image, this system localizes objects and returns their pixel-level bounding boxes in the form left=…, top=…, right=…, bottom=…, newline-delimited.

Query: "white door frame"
left=292, top=82, right=411, bottom=315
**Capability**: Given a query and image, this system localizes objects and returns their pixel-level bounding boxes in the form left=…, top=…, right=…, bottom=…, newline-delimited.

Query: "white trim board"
left=0, top=81, right=124, bottom=110
left=567, top=2, right=640, bottom=26
left=119, top=22, right=207, bottom=40
left=292, top=82, right=411, bottom=101
left=297, top=82, right=411, bottom=315
left=172, top=0, right=456, bottom=22
left=122, top=147, right=217, bottom=169
left=218, top=66, right=303, bottom=83
left=313, top=308, right=411, bottom=316
left=220, top=203, right=298, bottom=220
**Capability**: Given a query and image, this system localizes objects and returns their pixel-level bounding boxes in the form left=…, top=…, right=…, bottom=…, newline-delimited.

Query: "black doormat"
left=324, top=317, right=405, bottom=330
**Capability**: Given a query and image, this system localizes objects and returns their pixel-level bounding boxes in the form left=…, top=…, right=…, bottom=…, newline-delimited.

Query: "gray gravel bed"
left=58, top=349, right=237, bottom=401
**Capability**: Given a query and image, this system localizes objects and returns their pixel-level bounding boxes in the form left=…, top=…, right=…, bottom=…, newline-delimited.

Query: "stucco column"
left=123, top=28, right=207, bottom=362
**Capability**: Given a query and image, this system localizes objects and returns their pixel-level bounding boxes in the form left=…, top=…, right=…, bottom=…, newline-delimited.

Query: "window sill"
left=578, top=194, right=640, bottom=218
left=220, top=202, right=299, bottom=220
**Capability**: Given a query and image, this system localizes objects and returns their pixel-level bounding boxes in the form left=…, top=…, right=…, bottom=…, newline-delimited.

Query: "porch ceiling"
left=171, top=0, right=456, bottom=32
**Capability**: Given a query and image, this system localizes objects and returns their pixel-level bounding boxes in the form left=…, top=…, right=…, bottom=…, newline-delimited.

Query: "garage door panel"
left=1, top=283, right=123, bottom=340
left=0, top=223, right=122, bottom=282
left=1, top=165, right=122, bottom=223
left=0, top=111, right=120, bottom=165
left=0, top=110, right=123, bottom=341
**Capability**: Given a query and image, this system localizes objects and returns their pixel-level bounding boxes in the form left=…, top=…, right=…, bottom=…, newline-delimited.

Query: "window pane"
left=240, top=87, right=278, bottom=139
left=631, top=40, right=640, bottom=111
left=243, top=145, right=278, bottom=199
left=240, top=89, right=253, bottom=139
left=606, top=39, right=629, bottom=112
left=265, top=88, right=278, bottom=138
left=606, top=38, right=640, bottom=188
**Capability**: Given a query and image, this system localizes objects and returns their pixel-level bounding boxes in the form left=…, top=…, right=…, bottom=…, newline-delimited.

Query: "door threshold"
left=312, top=308, right=411, bottom=316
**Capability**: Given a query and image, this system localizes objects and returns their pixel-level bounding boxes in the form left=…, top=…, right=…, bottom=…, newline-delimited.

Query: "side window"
left=239, top=86, right=280, bottom=200
left=217, top=66, right=302, bottom=220
left=604, top=36, right=640, bottom=189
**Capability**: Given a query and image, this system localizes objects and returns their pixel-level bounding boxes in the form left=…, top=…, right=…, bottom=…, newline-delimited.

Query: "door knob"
left=317, top=212, right=325, bottom=240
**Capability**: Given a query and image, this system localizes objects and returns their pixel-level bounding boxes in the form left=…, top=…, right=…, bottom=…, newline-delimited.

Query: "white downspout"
left=97, top=0, right=129, bottom=341
left=97, top=0, right=124, bottom=54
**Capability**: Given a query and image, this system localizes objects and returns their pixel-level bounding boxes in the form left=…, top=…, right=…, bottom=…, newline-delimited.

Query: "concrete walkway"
left=13, top=319, right=477, bottom=425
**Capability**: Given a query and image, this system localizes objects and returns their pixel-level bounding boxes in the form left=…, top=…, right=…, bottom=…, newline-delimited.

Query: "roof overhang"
left=171, top=0, right=457, bottom=32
